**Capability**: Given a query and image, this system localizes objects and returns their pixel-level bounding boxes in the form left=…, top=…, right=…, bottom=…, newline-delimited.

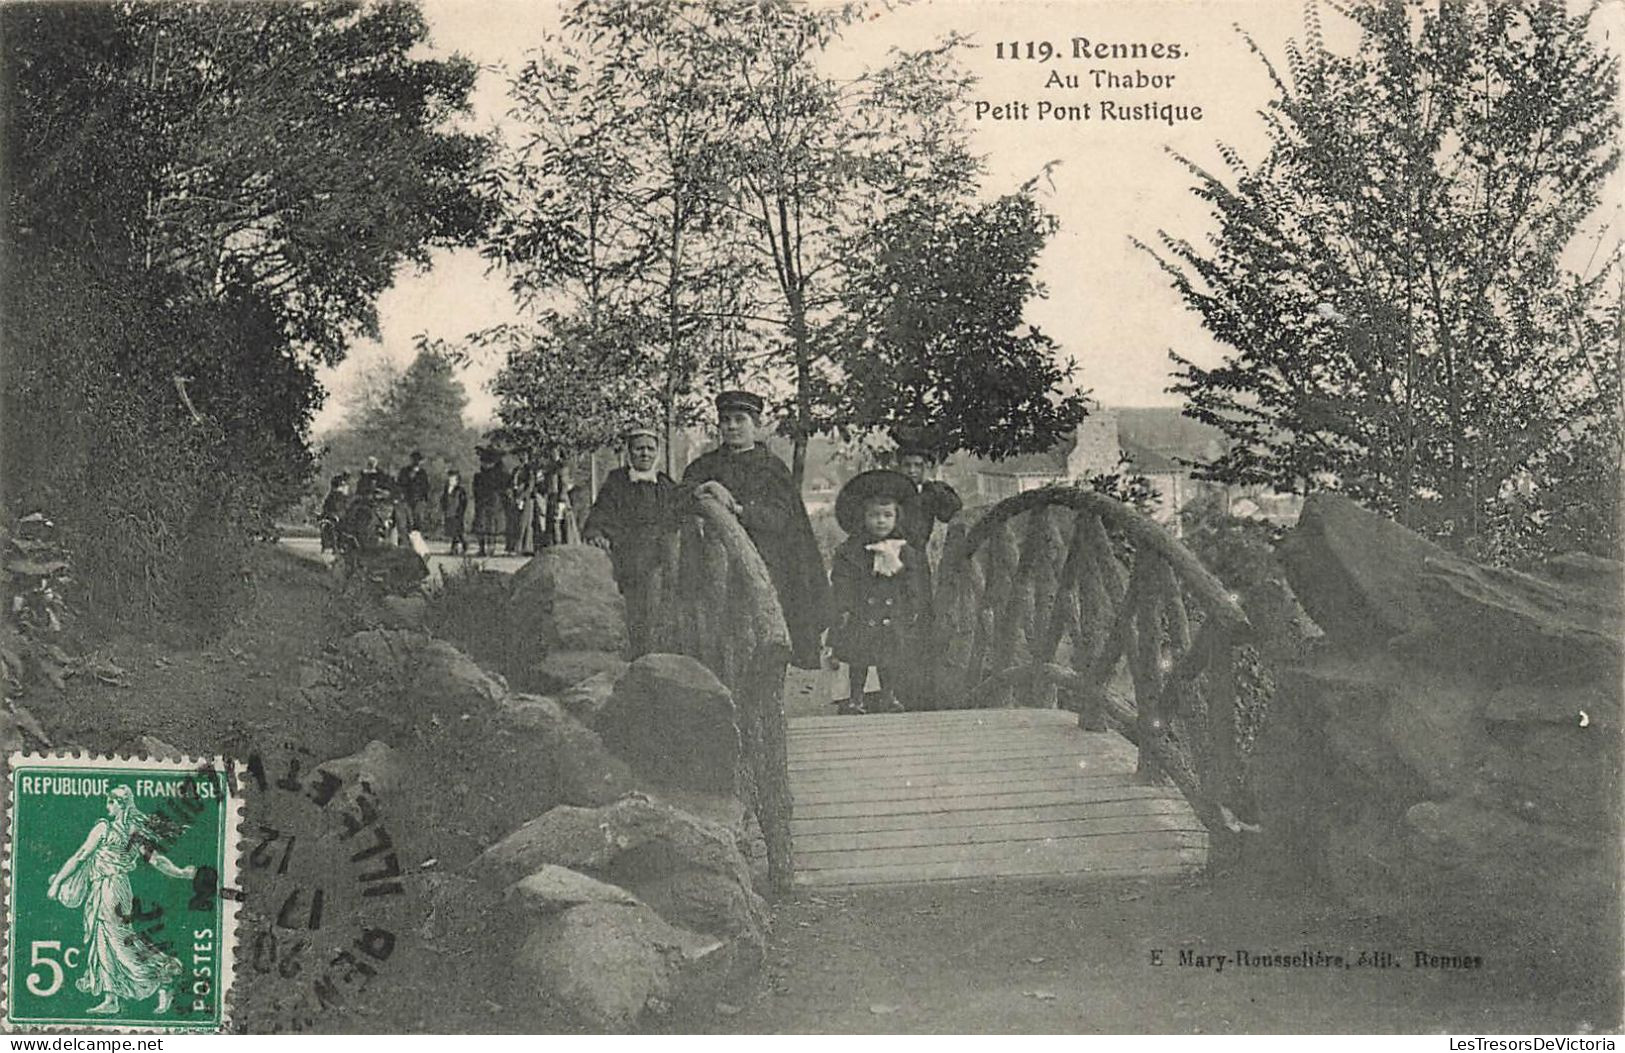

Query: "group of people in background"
left=319, top=451, right=437, bottom=555
left=319, top=449, right=585, bottom=559
left=318, top=389, right=962, bottom=713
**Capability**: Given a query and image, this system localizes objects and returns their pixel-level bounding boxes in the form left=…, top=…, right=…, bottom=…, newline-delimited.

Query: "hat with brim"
left=891, top=426, right=938, bottom=461
left=716, top=390, right=764, bottom=416
left=835, top=469, right=918, bottom=535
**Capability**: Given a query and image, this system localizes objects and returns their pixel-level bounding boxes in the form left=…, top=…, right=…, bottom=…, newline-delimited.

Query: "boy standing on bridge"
left=829, top=470, right=931, bottom=715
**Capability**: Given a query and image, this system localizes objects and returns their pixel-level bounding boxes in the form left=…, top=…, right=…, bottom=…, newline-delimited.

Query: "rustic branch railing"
left=643, top=492, right=795, bottom=891
left=938, top=487, right=1253, bottom=845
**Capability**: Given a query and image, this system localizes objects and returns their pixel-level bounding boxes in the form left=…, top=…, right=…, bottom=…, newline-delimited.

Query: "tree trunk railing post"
left=942, top=486, right=1253, bottom=846
left=648, top=492, right=795, bottom=891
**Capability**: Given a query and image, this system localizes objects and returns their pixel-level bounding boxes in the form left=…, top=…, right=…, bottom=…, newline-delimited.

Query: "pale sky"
left=312, top=0, right=1623, bottom=434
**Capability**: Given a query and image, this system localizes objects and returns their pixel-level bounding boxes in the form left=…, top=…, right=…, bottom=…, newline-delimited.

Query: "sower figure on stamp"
left=682, top=390, right=831, bottom=669
left=585, top=426, right=676, bottom=656
left=829, top=470, right=932, bottom=714
left=47, top=786, right=196, bottom=1015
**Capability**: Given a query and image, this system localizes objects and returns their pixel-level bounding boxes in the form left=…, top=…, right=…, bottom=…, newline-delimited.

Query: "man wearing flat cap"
left=585, top=427, right=676, bottom=655
left=682, top=390, right=831, bottom=669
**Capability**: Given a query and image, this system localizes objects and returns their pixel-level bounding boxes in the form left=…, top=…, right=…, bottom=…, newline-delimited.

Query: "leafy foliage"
left=481, top=0, right=1071, bottom=483
left=480, top=317, right=661, bottom=459
left=1, top=2, right=488, bottom=629
left=831, top=191, right=1090, bottom=460
left=1142, top=0, right=1621, bottom=560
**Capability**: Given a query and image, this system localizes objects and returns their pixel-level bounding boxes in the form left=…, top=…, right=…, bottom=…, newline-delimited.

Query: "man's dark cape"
left=683, top=445, right=831, bottom=668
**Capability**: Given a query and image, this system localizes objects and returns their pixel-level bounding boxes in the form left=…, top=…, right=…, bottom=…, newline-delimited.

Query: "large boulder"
left=595, top=654, right=741, bottom=795
left=337, top=628, right=430, bottom=680
left=315, top=740, right=402, bottom=798
left=497, top=694, right=637, bottom=807
left=474, top=794, right=767, bottom=950
left=405, top=638, right=507, bottom=716
left=524, top=651, right=630, bottom=695
left=559, top=670, right=622, bottom=724
left=379, top=594, right=428, bottom=630
left=507, top=865, right=640, bottom=915
left=1262, top=500, right=1622, bottom=968
left=1280, top=495, right=1622, bottom=680
left=507, top=546, right=628, bottom=655
left=514, top=901, right=720, bottom=1033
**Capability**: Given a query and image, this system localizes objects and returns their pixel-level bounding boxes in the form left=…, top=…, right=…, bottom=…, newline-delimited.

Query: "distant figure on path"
left=682, top=390, right=830, bottom=669
left=441, top=469, right=469, bottom=555
left=505, top=458, right=534, bottom=555
left=356, top=456, right=388, bottom=499
left=585, top=427, right=676, bottom=654
left=319, top=472, right=351, bottom=553
left=472, top=449, right=506, bottom=558
left=396, top=451, right=430, bottom=539
left=829, top=471, right=931, bottom=714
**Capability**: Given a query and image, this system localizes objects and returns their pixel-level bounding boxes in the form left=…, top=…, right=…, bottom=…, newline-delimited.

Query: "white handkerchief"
left=866, top=538, right=906, bottom=577
left=627, top=468, right=659, bottom=483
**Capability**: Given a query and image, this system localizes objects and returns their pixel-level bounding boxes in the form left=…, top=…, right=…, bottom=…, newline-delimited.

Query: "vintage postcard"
left=1, top=0, right=1618, bottom=1037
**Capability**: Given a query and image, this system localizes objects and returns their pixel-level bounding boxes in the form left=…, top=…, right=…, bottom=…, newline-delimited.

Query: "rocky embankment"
left=303, top=546, right=768, bottom=1031
left=1256, top=496, right=1620, bottom=963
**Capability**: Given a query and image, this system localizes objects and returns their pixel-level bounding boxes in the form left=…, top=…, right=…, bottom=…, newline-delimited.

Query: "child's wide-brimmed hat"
left=835, top=469, right=917, bottom=534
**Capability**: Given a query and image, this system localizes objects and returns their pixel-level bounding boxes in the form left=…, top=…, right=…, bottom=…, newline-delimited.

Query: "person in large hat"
left=682, top=390, right=830, bottom=668
left=828, top=469, right=932, bottom=714
left=586, top=426, right=677, bottom=655
left=892, top=435, right=962, bottom=551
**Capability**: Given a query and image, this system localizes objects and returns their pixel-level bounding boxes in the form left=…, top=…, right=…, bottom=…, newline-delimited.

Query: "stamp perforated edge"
left=2, top=750, right=245, bottom=1034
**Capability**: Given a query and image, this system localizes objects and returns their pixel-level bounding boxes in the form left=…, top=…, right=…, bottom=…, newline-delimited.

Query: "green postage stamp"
left=5, top=753, right=242, bottom=1031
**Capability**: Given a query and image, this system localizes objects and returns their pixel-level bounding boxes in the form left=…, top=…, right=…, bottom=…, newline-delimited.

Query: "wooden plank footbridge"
left=650, top=487, right=1253, bottom=892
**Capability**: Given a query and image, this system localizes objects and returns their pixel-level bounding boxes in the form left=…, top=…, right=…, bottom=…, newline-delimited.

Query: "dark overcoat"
left=682, top=445, right=831, bottom=669
left=584, top=467, right=677, bottom=592
left=828, top=536, right=931, bottom=668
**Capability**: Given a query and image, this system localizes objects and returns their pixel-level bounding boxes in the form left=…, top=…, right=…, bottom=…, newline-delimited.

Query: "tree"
left=830, top=188, right=1090, bottom=459
left=476, top=318, right=658, bottom=460
left=322, top=344, right=476, bottom=481
left=484, top=4, right=756, bottom=472
left=1142, top=0, right=1620, bottom=560
left=711, top=1, right=982, bottom=484
left=2, top=2, right=488, bottom=623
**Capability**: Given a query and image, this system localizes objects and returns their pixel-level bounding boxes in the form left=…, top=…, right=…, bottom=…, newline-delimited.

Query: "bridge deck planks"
left=788, top=708, right=1207, bottom=888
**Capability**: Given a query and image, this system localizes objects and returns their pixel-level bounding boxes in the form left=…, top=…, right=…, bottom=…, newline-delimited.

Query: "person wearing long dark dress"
left=892, top=442, right=962, bottom=708
left=681, top=390, right=830, bottom=669
left=895, top=443, right=963, bottom=552
left=472, top=450, right=506, bottom=557
left=585, top=428, right=677, bottom=655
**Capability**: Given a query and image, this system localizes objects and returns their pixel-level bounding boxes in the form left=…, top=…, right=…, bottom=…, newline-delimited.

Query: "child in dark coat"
left=829, top=471, right=932, bottom=715
left=440, top=470, right=470, bottom=555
